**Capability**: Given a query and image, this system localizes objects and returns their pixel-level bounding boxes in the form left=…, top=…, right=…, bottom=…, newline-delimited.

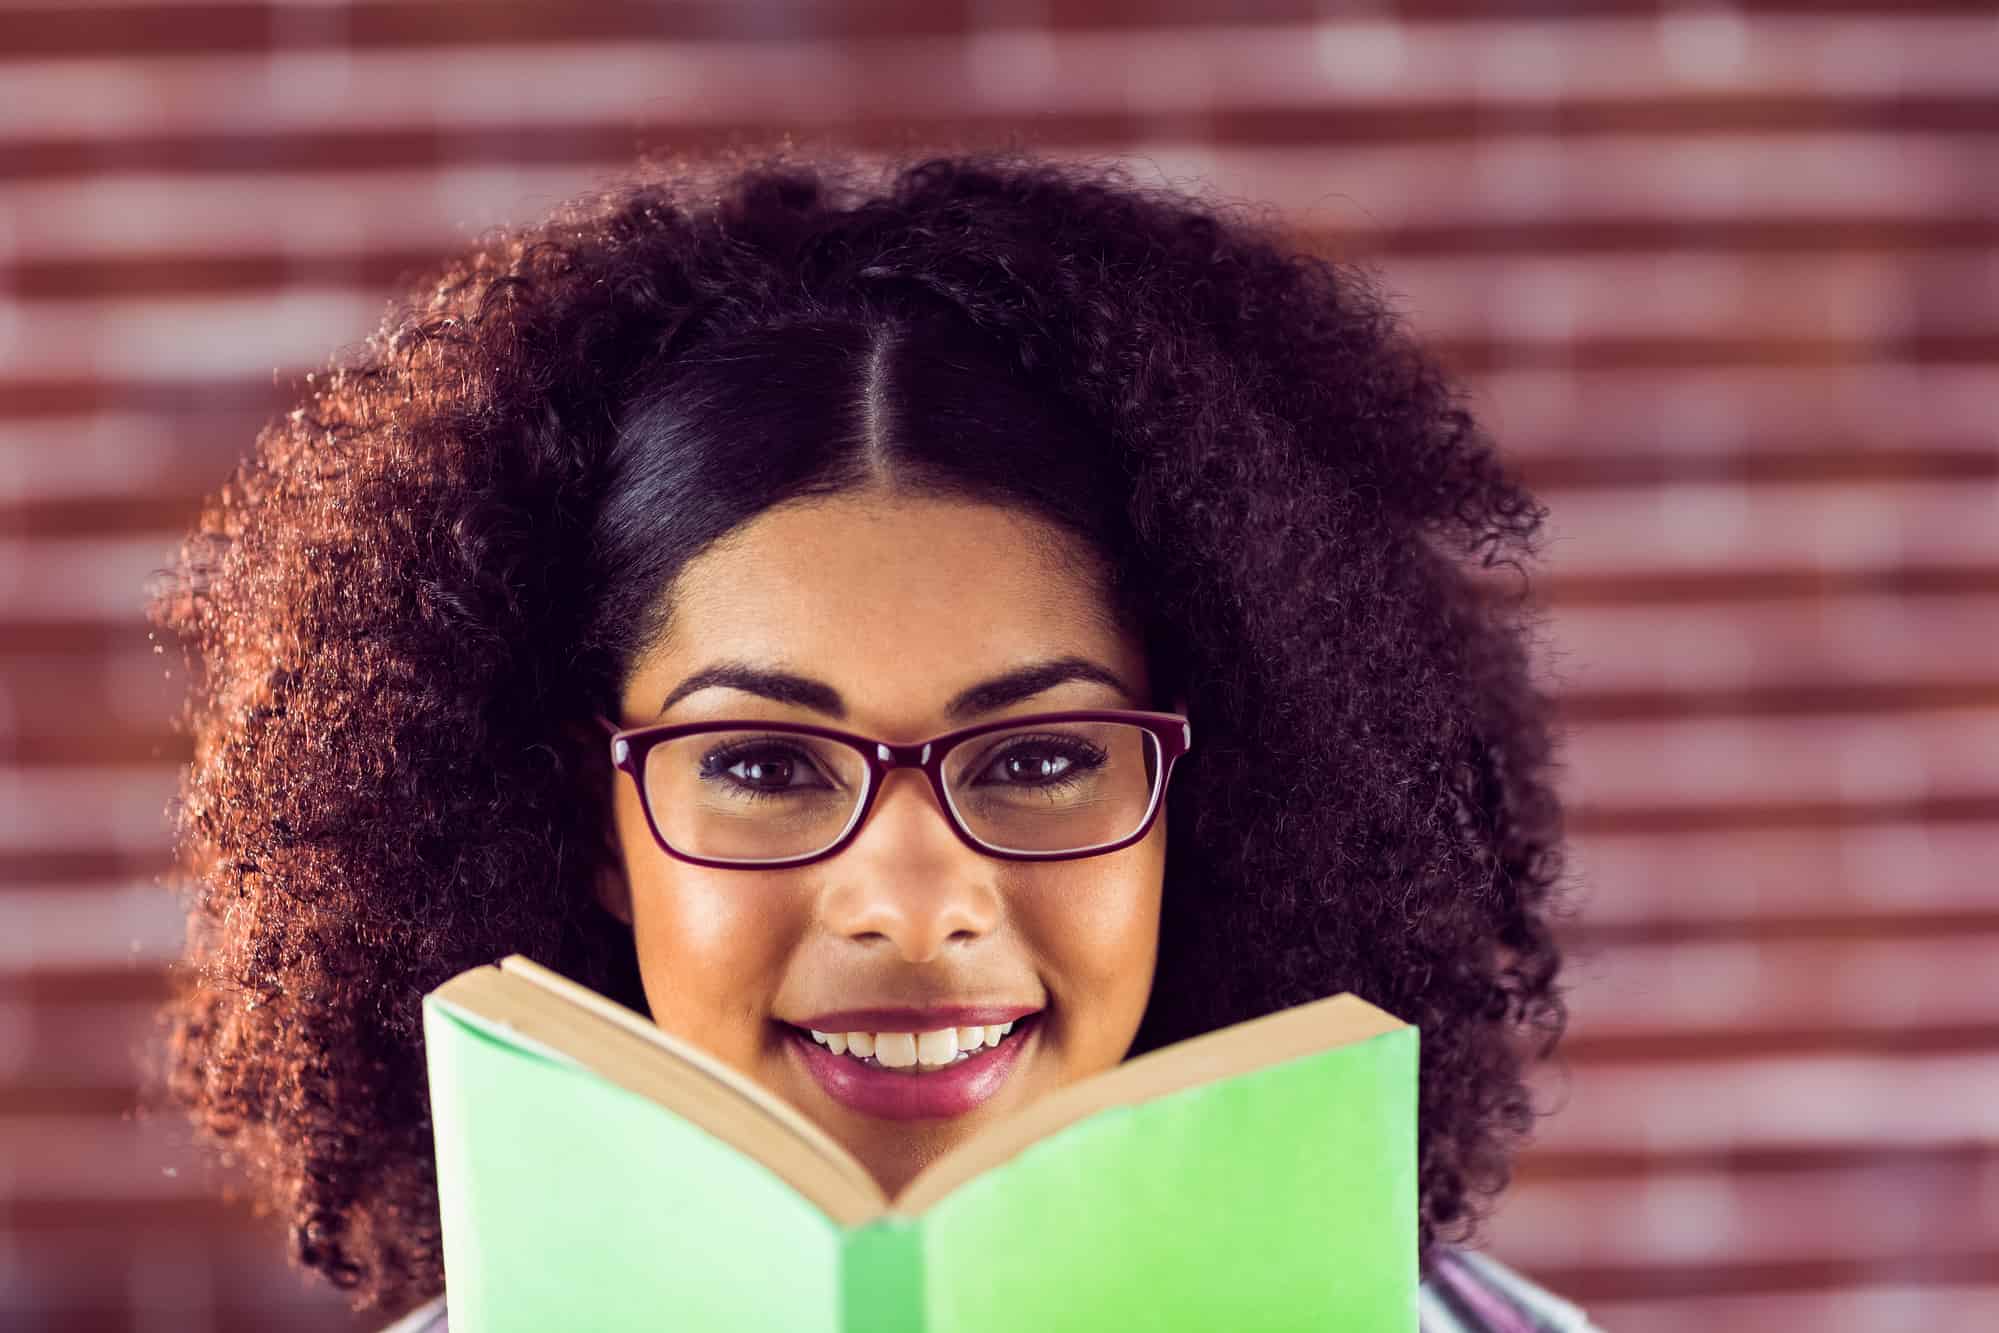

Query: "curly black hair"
left=145, top=141, right=1571, bottom=1317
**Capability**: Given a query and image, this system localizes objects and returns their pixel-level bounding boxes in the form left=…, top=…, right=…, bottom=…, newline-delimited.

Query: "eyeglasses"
left=594, top=709, right=1192, bottom=869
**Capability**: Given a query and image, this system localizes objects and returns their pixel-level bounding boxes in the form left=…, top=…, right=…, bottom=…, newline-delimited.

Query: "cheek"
left=618, top=812, right=799, bottom=1043
left=1022, top=850, right=1164, bottom=1054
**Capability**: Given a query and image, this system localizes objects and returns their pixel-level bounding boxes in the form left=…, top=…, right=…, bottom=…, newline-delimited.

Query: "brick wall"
left=4, top=4, right=1995, bottom=1330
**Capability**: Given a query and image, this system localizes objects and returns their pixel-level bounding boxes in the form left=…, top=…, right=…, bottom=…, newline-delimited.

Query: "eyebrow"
left=659, top=655, right=1137, bottom=724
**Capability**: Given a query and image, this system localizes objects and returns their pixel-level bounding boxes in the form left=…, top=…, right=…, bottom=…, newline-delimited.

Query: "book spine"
left=841, top=1217, right=926, bottom=1333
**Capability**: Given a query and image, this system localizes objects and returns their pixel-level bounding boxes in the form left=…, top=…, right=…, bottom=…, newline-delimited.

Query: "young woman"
left=148, top=145, right=1596, bottom=1331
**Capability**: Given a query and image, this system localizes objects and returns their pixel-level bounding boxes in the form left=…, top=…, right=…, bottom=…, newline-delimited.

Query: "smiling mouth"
left=784, top=1016, right=1039, bottom=1073
left=780, top=1011, right=1044, bottom=1120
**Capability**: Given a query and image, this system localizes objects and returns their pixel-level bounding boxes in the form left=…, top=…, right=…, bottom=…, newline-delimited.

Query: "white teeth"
left=874, top=1032, right=918, bottom=1069
left=915, top=1028, right=958, bottom=1066
left=804, top=1017, right=1030, bottom=1071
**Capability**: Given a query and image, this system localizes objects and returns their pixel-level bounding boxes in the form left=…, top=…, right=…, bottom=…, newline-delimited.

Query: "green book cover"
left=421, top=954, right=1418, bottom=1332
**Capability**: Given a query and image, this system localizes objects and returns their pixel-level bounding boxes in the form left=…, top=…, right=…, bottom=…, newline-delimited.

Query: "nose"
left=819, top=767, right=1001, bottom=962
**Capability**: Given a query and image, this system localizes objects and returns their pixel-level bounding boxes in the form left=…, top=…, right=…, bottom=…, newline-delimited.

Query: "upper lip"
left=786, top=1005, right=1043, bottom=1032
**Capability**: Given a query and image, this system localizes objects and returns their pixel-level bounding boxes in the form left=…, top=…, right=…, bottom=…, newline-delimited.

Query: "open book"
left=421, top=954, right=1419, bottom=1332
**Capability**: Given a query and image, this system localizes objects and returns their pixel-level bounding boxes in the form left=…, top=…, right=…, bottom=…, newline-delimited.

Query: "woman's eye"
left=705, top=746, right=826, bottom=792
left=982, top=742, right=1097, bottom=786
left=732, top=753, right=797, bottom=788
left=996, top=748, right=1067, bottom=783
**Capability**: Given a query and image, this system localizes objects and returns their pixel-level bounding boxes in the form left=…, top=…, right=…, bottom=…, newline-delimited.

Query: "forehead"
left=628, top=492, right=1144, bottom=724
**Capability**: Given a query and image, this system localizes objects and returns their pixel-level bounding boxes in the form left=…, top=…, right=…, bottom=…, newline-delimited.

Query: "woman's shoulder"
left=1421, top=1246, right=1604, bottom=1332
left=377, top=1293, right=448, bottom=1333
left=374, top=1247, right=1599, bottom=1332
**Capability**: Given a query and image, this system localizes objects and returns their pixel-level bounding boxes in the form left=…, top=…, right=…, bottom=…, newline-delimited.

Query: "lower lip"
left=783, top=1015, right=1041, bottom=1120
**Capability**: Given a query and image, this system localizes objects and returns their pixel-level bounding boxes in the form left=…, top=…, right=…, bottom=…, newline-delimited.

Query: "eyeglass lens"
left=640, top=721, right=1163, bottom=862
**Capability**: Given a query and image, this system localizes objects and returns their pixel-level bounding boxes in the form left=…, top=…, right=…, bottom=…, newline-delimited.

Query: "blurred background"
left=3, top=2, right=1996, bottom=1330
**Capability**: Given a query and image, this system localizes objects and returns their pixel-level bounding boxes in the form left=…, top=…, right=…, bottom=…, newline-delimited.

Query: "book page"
left=893, top=990, right=1406, bottom=1214
left=440, top=958, right=1405, bottom=1226
left=438, top=959, right=887, bottom=1225
left=496, top=955, right=855, bottom=1168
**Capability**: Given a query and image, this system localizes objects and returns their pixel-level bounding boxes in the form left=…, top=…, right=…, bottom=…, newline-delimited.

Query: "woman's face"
left=595, top=489, right=1170, bottom=1197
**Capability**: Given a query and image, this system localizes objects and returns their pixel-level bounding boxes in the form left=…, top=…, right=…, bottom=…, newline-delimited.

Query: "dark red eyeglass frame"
left=593, top=709, right=1193, bottom=869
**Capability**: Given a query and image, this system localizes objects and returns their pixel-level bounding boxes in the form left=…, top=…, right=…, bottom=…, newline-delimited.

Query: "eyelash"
left=695, top=743, right=819, bottom=803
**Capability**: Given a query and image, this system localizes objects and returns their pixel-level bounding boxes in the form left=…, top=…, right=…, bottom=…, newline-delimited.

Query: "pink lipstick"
left=783, top=1012, right=1041, bottom=1120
